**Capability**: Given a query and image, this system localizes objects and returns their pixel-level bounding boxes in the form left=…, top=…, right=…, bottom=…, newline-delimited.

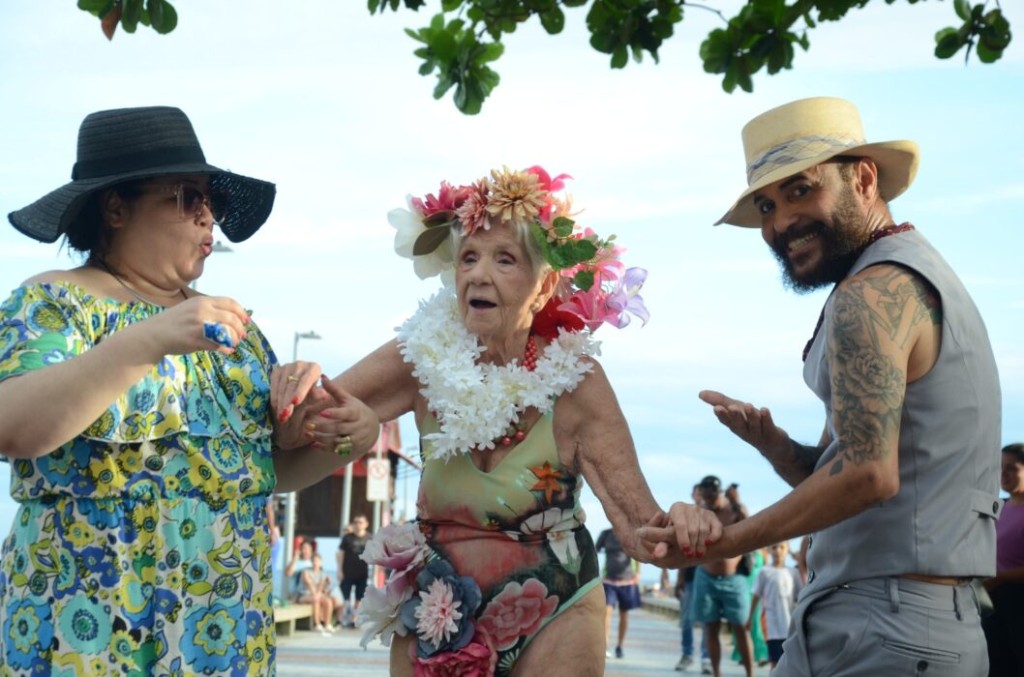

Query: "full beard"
left=770, top=191, right=870, bottom=294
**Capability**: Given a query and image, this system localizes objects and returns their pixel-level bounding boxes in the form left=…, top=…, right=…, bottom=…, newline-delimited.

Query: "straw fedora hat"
left=717, top=97, right=919, bottom=227
left=8, top=106, right=276, bottom=243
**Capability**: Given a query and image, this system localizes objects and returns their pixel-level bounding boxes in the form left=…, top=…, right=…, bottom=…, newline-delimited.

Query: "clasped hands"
left=270, top=361, right=379, bottom=457
left=637, top=503, right=731, bottom=569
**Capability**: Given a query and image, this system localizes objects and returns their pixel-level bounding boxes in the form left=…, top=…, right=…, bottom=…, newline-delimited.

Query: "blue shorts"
left=603, top=582, right=642, bottom=610
left=767, top=639, right=785, bottom=664
left=690, top=567, right=750, bottom=626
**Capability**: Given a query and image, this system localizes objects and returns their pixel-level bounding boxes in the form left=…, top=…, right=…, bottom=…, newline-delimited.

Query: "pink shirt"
left=996, top=501, right=1024, bottom=572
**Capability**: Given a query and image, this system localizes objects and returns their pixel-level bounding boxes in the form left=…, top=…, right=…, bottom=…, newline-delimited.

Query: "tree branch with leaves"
left=78, top=0, right=1013, bottom=114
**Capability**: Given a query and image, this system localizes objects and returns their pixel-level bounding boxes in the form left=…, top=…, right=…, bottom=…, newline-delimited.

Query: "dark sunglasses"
left=149, top=183, right=228, bottom=224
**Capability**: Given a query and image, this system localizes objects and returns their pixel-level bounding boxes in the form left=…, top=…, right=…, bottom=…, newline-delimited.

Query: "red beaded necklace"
left=495, top=334, right=538, bottom=447
left=802, top=223, right=915, bottom=362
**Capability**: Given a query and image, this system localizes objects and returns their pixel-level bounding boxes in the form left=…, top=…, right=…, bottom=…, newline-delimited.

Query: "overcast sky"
left=1, top=2, right=1021, bottom=578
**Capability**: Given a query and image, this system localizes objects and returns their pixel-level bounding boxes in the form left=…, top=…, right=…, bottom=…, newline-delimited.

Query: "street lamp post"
left=281, top=330, right=321, bottom=598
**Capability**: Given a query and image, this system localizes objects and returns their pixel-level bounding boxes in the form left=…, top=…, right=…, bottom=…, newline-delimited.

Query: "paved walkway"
left=277, top=606, right=772, bottom=676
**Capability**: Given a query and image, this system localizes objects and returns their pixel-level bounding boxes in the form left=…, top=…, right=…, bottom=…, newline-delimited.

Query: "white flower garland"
left=398, top=290, right=598, bottom=461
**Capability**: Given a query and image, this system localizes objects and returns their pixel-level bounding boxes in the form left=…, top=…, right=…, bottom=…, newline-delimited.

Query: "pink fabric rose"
left=477, top=579, right=558, bottom=651
left=412, top=627, right=497, bottom=677
left=361, top=522, right=428, bottom=573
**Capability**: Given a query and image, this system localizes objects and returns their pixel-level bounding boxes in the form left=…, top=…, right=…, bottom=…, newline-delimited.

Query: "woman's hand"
left=271, top=361, right=326, bottom=424
left=305, top=377, right=380, bottom=458
left=271, top=361, right=330, bottom=450
left=637, top=502, right=724, bottom=566
left=137, top=296, right=253, bottom=358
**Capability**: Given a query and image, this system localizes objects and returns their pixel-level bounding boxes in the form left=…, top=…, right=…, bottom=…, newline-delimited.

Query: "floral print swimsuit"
left=412, top=411, right=600, bottom=675
left=0, top=282, right=278, bottom=677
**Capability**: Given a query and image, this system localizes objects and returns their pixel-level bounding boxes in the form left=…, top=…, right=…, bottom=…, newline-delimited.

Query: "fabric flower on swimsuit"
left=389, top=165, right=650, bottom=336
left=412, top=625, right=497, bottom=677
left=361, top=521, right=429, bottom=573
left=401, top=559, right=482, bottom=657
left=358, top=522, right=432, bottom=648
left=517, top=507, right=584, bottom=576
left=476, top=579, right=559, bottom=651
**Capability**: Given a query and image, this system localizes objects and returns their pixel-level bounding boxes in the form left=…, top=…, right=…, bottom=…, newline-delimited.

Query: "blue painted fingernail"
left=203, top=321, right=233, bottom=348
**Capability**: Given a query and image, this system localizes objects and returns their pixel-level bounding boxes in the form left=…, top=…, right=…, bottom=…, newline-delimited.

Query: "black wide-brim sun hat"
left=8, top=106, right=276, bottom=244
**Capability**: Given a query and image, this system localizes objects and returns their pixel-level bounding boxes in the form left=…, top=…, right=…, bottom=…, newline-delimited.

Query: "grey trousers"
left=772, top=576, right=987, bottom=676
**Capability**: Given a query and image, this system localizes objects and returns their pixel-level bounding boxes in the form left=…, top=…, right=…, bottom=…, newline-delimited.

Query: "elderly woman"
left=983, top=443, right=1024, bottom=675
left=273, top=166, right=719, bottom=675
left=0, top=106, right=377, bottom=675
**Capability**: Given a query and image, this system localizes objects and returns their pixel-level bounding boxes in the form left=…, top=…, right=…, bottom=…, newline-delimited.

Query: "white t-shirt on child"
left=752, top=566, right=802, bottom=640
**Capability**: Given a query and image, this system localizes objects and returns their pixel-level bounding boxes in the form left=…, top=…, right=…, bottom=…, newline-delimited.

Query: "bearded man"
left=645, top=97, right=1001, bottom=676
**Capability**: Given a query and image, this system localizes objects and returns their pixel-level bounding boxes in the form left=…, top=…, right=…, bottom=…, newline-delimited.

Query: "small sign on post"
left=366, top=458, right=390, bottom=502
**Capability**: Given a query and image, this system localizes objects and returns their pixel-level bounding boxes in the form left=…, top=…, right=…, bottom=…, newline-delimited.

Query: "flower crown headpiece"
left=389, top=165, right=649, bottom=338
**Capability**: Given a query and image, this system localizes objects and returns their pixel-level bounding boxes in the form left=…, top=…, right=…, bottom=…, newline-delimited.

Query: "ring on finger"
left=286, top=375, right=299, bottom=382
left=333, top=434, right=353, bottom=457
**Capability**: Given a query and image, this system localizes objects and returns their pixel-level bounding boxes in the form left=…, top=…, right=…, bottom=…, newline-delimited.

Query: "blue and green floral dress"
left=0, top=282, right=278, bottom=677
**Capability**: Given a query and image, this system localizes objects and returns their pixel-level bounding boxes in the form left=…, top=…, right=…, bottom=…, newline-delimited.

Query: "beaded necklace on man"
left=802, top=223, right=915, bottom=361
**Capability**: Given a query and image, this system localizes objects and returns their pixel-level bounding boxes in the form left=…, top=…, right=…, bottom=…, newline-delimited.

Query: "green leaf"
left=934, top=27, right=963, bottom=59
left=147, top=0, right=162, bottom=26
left=611, top=46, right=628, bottom=69
left=423, top=210, right=455, bottom=227
left=121, top=0, right=142, bottom=32
left=77, top=0, right=111, bottom=13
left=539, top=8, right=565, bottom=35
left=573, top=270, right=595, bottom=292
left=552, top=217, right=574, bottom=238
left=975, top=39, right=1001, bottom=63
left=954, top=0, right=972, bottom=22
left=149, top=1, right=176, bottom=33
left=413, top=224, right=452, bottom=255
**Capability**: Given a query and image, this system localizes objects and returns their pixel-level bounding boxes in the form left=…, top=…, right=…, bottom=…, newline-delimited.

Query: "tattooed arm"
left=645, top=263, right=942, bottom=566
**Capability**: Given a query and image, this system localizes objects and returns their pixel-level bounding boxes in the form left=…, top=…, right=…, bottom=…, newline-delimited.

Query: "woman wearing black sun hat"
left=0, top=105, right=378, bottom=674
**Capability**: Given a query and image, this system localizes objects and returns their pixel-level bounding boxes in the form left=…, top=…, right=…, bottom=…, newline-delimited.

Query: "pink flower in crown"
left=525, top=165, right=571, bottom=223
left=476, top=579, right=558, bottom=651
left=411, top=626, right=497, bottom=677
left=582, top=228, right=626, bottom=283
left=361, top=522, right=429, bottom=574
left=412, top=181, right=472, bottom=218
left=454, top=179, right=490, bottom=235
left=558, top=286, right=611, bottom=332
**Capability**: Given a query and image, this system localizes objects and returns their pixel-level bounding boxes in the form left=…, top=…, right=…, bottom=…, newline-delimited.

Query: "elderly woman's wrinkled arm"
left=560, top=360, right=721, bottom=561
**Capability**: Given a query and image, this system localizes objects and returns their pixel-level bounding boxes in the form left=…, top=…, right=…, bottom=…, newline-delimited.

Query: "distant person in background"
left=285, top=536, right=316, bottom=599
left=336, top=514, right=371, bottom=628
left=732, top=546, right=769, bottom=668
left=747, top=541, right=802, bottom=669
left=596, top=527, right=643, bottom=659
left=983, top=443, right=1024, bottom=676
left=689, top=476, right=753, bottom=677
left=297, top=552, right=336, bottom=636
left=675, top=483, right=711, bottom=674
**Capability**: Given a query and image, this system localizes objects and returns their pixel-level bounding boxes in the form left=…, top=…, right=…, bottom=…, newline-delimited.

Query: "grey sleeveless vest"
left=802, top=228, right=1001, bottom=594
